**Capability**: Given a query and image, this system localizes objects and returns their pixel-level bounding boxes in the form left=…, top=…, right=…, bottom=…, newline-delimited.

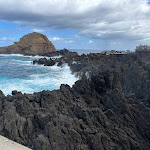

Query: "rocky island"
left=0, top=32, right=56, bottom=55
left=0, top=33, right=150, bottom=150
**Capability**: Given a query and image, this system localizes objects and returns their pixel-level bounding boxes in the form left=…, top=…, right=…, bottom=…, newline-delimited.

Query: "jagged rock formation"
left=135, top=45, right=150, bottom=65
left=0, top=32, right=56, bottom=55
left=33, top=52, right=150, bottom=101
left=41, top=48, right=78, bottom=57
left=0, top=69, right=150, bottom=150
left=0, top=51, right=150, bottom=149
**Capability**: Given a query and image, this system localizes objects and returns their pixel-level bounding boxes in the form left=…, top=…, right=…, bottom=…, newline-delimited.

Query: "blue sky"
left=0, top=21, right=99, bottom=50
left=0, top=0, right=150, bottom=50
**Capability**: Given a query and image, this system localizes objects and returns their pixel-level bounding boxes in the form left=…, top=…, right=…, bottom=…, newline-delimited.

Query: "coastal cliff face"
left=34, top=52, right=150, bottom=101
left=0, top=32, right=56, bottom=55
left=0, top=51, right=150, bottom=149
left=0, top=70, right=150, bottom=150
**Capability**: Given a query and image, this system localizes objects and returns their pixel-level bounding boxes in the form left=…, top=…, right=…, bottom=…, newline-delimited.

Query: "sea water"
left=70, top=49, right=102, bottom=55
left=0, top=54, right=78, bottom=95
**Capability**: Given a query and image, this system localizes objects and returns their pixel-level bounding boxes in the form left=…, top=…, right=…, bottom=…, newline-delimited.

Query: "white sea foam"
left=0, top=54, right=62, bottom=59
left=0, top=54, right=24, bottom=57
left=0, top=82, right=34, bottom=95
left=0, top=55, right=78, bottom=95
left=26, top=64, right=77, bottom=88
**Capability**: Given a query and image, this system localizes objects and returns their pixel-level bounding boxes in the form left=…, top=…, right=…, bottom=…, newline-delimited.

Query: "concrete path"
left=0, top=135, right=32, bottom=150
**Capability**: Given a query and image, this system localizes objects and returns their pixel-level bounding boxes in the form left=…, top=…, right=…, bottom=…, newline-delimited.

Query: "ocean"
left=0, top=50, right=102, bottom=95
left=0, top=54, right=78, bottom=95
left=70, top=49, right=102, bottom=55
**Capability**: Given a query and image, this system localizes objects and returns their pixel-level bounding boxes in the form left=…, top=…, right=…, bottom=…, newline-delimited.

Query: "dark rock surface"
left=0, top=71, right=150, bottom=150
left=33, top=58, right=55, bottom=66
left=41, top=48, right=78, bottom=57
left=0, top=50, right=150, bottom=149
left=34, top=52, right=150, bottom=101
left=0, top=32, right=56, bottom=55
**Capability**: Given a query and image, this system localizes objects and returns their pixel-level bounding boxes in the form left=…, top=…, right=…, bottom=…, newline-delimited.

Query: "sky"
left=0, top=0, right=150, bottom=50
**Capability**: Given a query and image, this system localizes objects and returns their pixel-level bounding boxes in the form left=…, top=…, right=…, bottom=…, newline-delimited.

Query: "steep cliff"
left=0, top=70, right=150, bottom=150
left=0, top=52, right=150, bottom=149
left=0, top=32, right=56, bottom=55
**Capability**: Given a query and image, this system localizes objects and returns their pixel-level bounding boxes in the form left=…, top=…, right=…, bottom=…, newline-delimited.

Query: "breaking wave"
left=0, top=54, right=78, bottom=95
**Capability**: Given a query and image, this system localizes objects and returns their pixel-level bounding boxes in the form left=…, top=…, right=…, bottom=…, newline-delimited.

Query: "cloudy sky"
left=0, top=0, right=150, bottom=50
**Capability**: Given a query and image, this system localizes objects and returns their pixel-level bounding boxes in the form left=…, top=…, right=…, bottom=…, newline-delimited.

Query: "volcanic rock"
left=0, top=48, right=150, bottom=149
left=0, top=70, right=150, bottom=150
left=0, top=32, right=56, bottom=55
left=33, top=51, right=150, bottom=101
left=41, top=48, right=78, bottom=57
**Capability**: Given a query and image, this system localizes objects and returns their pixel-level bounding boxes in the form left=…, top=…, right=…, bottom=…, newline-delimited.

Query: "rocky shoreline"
left=33, top=50, right=150, bottom=101
left=0, top=48, right=150, bottom=149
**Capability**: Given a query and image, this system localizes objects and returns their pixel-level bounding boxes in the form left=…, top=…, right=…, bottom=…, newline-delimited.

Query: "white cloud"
left=88, top=40, right=93, bottom=44
left=0, top=37, right=15, bottom=41
left=49, top=37, right=74, bottom=44
left=32, top=29, right=45, bottom=32
left=49, top=37, right=63, bottom=41
left=65, top=40, right=74, bottom=43
left=0, top=0, right=150, bottom=49
left=0, top=37, right=7, bottom=41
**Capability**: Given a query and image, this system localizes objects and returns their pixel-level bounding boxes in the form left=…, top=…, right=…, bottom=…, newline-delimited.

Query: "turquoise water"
left=0, top=54, right=78, bottom=95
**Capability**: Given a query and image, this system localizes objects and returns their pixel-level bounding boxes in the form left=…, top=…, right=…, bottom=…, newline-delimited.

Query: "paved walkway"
left=0, top=135, right=32, bottom=150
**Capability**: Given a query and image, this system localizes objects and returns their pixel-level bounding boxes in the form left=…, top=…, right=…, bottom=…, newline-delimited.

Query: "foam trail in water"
left=25, top=64, right=77, bottom=92
left=0, top=55, right=78, bottom=95
left=0, top=54, right=61, bottom=59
